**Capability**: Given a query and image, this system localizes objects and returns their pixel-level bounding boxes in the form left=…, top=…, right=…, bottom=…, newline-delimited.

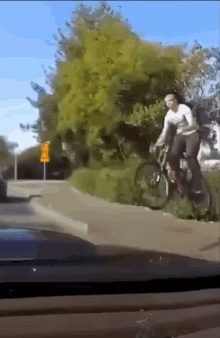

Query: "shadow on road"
left=1, top=194, right=42, bottom=204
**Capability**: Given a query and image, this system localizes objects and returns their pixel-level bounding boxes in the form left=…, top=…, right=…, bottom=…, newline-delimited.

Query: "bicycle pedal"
left=156, top=175, right=161, bottom=183
left=192, top=189, right=203, bottom=194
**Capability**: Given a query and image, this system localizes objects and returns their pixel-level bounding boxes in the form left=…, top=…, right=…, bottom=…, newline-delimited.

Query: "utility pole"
left=14, top=146, right=20, bottom=181
left=15, top=151, right=17, bottom=181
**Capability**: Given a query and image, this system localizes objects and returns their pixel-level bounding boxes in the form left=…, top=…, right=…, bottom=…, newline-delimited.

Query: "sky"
left=0, top=1, right=219, bottom=154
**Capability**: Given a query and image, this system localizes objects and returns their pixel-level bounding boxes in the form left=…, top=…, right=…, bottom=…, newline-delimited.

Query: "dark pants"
left=167, top=131, right=203, bottom=194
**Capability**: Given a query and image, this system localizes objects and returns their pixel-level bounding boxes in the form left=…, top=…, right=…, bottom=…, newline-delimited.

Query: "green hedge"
left=69, top=159, right=220, bottom=222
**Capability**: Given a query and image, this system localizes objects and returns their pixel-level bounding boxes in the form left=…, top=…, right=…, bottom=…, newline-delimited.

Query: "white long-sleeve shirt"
left=156, top=104, right=199, bottom=146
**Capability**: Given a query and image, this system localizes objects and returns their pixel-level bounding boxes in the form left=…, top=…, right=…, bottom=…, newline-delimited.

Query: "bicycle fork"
left=150, top=145, right=169, bottom=187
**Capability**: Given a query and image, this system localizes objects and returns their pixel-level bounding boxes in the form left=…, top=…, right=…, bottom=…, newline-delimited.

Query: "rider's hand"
left=151, top=144, right=160, bottom=154
left=155, top=142, right=164, bottom=149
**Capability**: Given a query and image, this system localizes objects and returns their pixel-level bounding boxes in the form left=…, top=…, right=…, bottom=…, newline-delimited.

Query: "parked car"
left=0, top=167, right=7, bottom=202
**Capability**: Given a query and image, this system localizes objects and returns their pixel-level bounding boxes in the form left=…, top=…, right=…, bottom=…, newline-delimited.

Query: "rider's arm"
left=155, top=114, right=170, bottom=147
left=177, top=107, right=199, bottom=134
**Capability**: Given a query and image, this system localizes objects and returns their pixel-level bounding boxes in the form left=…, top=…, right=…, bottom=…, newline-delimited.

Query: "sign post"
left=14, top=147, right=20, bottom=181
left=15, top=152, right=17, bottom=181
left=41, top=142, right=50, bottom=180
left=43, top=162, right=46, bottom=180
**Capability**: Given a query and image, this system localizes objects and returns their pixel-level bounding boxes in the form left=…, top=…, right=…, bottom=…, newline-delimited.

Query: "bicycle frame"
left=157, top=145, right=170, bottom=171
left=150, top=143, right=188, bottom=185
left=142, top=141, right=210, bottom=213
left=149, top=144, right=171, bottom=185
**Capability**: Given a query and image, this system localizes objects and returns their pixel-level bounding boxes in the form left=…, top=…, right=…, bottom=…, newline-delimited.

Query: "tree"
left=50, top=0, right=139, bottom=65
left=30, top=2, right=171, bottom=165
left=20, top=82, right=59, bottom=144
left=53, top=5, right=183, bottom=163
left=43, top=2, right=212, bottom=166
left=41, top=65, right=57, bottom=94
left=20, top=82, right=47, bottom=143
left=20, top=119, right=42, bottom=142
left=23, top=2, right=215, bottom=167
left=0, top=136, right=15, bottom=167
left=172, top=41, right=220, bottom=147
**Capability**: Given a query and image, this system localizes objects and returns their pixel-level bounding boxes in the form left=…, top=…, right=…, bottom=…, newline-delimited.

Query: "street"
left=2, top=180, right=220, bottom=264
left=0, top=181, right=64, bottom=233
left=0, top=181, right=219, bottom=298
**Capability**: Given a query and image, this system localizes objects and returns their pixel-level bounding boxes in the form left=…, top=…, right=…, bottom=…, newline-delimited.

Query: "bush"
left=203, top=170, right=220, bottom=221
left=70, top=168, right=96, bottom=196
left=68, top=160, right=220, bottom=222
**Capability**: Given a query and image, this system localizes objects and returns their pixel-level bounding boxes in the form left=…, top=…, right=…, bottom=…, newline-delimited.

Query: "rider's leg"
left=167, top=134, right=189, bottom=196
left=185, top=131, right=204, bottom=192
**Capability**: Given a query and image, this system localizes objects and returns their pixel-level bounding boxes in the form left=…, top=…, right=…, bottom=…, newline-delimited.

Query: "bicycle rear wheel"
left=134, top=162, right=170, bottom=210
left=188, top=176, right=211, bottom=218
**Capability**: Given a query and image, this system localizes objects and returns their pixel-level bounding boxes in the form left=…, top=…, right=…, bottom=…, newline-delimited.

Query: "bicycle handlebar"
left=149, top=144, right=158, bottom=154
left=150, top=144, right=167, bottom=154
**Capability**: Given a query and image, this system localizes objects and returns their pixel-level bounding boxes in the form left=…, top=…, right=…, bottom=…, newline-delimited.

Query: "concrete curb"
left=29, top=198, right=88, bottom=233
left=7, top=180, right=68, bottom=184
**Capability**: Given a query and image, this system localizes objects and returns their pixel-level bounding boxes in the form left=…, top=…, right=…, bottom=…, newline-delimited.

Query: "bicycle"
left=134, top=142, right=210, bottom=215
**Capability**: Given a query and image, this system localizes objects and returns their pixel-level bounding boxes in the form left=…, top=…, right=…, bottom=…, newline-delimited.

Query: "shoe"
left=191, top=189, right=203, bottom=194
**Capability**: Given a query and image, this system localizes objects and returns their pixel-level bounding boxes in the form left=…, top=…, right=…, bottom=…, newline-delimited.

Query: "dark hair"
left=164, top=91, right=185, bottom=104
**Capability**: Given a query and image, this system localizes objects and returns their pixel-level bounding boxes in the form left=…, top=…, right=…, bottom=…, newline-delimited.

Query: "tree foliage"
left=53, top=3, right=183, bottom=155
left=172, top=40, right=220, bottom=146
left=0, top=136, right=16, bottom=167
left=22, top=1, right=219, bottom=165
left=20, top=82, right=60, bottom=144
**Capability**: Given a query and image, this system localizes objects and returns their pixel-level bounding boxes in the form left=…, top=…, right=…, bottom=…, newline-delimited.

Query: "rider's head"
left=164, top=93, right=179, bottom=111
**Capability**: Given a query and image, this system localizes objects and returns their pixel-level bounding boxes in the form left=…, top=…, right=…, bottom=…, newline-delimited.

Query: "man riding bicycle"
left=155, top=93, right=203, bottom=197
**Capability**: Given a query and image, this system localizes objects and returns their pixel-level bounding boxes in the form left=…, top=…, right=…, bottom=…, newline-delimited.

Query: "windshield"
left=0, top=0, right=219, bottom=291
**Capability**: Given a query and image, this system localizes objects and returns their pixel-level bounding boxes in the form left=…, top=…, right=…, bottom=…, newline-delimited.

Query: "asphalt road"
left=1, top=181, right=219, bottom=338
left=2, top=180, right=220, bottom=264
left=0, top=181, right=64, bottom=233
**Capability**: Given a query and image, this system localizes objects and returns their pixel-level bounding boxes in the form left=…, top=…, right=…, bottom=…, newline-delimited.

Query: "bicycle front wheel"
left=134, top=162, right=170, bottom=210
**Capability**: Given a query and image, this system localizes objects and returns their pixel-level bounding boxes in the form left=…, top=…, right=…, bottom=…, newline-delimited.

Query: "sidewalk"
left=25, top=180, right=220, bottom=262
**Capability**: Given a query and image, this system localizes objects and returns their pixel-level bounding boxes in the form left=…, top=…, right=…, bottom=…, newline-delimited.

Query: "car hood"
left=0, top=227, right=219, bottom=283
left=0, top=227, right=99, bottom=261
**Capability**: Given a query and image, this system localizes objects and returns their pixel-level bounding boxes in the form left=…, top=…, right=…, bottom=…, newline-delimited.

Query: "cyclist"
left=155, top=93, right=203, bottom=197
